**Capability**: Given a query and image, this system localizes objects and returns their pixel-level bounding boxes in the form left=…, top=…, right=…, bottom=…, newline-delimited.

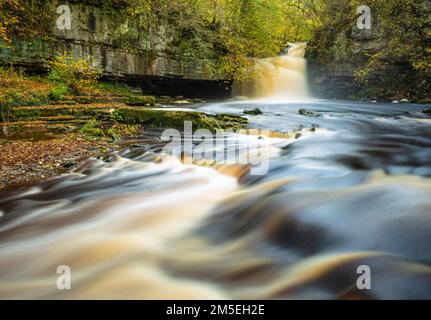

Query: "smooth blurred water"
left=1, top=99, right=431, bottom=299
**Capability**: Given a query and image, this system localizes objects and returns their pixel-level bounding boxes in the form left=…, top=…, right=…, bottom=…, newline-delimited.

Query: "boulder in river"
left=243, top=108, right=263, bottom=115
left=298, top=108, right=321, bottom=117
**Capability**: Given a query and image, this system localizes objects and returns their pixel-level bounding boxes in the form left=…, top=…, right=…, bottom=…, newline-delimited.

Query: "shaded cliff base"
left=108, top=75, right=232, bottom=100
left=308, top=63, right=431, bottom=104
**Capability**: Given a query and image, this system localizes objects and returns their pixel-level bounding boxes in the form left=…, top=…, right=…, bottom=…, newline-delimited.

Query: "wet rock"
left=127, top=86, right=143, bottom=94
left=192, top=98, right=205, bottom=103
left=117, top=108, right=247, bottom=132
left=173, top=100, right=191, bottom=104
left=129, top=144, right=144, bottom=148
left=243, top=108, right=263, bottom=115
left=126, top=96, right=156, bottom=107
left=423, top=108, right=431, bottom=114
left=63, top=161, right=77, bottom=168
left=299, top=108, right=321, bottom=117
left=296, top=124, right=305, bottom=131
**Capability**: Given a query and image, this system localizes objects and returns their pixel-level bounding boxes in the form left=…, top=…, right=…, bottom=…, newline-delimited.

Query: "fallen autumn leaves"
left=0, top=134, right=116, bottom=191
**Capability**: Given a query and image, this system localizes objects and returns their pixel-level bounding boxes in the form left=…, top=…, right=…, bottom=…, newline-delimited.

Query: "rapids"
left=1, top=97, right=431, bottom=299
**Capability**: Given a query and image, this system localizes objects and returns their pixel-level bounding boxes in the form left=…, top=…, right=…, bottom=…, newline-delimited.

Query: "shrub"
left=46, top=53, right=102, bottom=95
left=48, top=85, right=69, bottom=101
left=107, top=127, right=122, bottom=141
left=80, top=119, right=104, bottom=139
left=107, top=124, right=139, bottom=142
left=111, top=109, right=124, bottom=123
left=0, top=105, right=9, bottom=122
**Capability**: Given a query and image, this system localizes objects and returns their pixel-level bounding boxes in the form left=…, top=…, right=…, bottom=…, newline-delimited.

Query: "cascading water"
left=234, top=43, right=309, bottom=99
left=1, top=44, right=431, bottom=299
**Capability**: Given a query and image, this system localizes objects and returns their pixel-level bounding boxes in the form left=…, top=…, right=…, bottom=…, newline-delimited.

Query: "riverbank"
left=0, top=68, right=248, bottom=191
left=0, top=133, right=116, bottom=191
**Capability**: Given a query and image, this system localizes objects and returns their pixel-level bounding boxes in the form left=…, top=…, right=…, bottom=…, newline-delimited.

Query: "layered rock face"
left=0, top=1, right=229, bottom=98
left=307, top=1, right=430, bottom=102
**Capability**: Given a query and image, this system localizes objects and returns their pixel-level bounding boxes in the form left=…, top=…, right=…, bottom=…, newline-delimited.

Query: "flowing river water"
left=1, top=44, right=431, bottom=299
left=1, top=98, right=431, bottom=299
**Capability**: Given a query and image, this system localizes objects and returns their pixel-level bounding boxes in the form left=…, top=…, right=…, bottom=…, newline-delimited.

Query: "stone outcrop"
left=0, top=0, right=230, bottom=98
left=306, top=2, right=430, bottom=102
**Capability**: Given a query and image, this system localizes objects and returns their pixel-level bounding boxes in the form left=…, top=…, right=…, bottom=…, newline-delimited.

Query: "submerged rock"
left=423, top=108, right=431, bottom=114
left=298, top=108, right=321, bottom=117
left=243, top=108, right=263, bottom=115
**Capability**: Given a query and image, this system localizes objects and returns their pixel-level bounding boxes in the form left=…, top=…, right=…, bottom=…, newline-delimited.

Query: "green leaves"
left=101, top=0, right=320, bottom=81
left=45, top=52, right=102, bottom=95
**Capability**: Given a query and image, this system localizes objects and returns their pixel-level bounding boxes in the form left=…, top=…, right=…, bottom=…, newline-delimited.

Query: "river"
left=0, top=97, right=430, bottom=299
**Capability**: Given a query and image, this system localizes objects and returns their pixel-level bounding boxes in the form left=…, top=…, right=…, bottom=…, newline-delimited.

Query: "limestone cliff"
left=306, top=1, right=430, bottom=102
left=0, top=0, right=229, bottom=98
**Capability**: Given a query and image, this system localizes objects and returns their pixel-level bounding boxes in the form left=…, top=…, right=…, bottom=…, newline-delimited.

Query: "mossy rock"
left=243, top=108, right=263, bottom=115
left=126, top=96, right=156, bottom=107
left=9, top=106, right=111, bottom=122
left=60, top=101, right=78, bottom=106
left=299, top=108, right=322, bottom=117
left=72, top=96, right=97, bottom=104
left=116, top=108, right=247, bottom=132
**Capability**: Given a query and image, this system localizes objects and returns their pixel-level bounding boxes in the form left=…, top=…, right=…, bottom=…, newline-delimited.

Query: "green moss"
left=7, top=106, right=112, bottom=122
left=48, top=85, right=69, bottom=101
left=107, top=124, right=139, bottom=141
left=126, top=96, right=157, bottom=107
left=11, top=108, right=43, bottom=120
left=95, top=82, right=135, bottom=96
left=0, top=91, right=49, bottom=109
left=117, top=108, right=247, bottom=132
left=111, top=109, right=125, bottom=123
left=243, top=108, right=263, bottom=115
left=80, top=119, right=104, bottom=140
left=72, top=96, right=97, bottom=105
left=0, top=105, right=9, bottom=122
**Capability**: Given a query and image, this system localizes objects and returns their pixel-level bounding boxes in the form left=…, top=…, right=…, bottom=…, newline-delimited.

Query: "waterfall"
left=234, top=43, right=309, bottom=99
